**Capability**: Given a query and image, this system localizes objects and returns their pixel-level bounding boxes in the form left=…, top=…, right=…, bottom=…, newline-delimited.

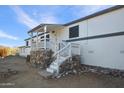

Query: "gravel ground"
left=0, top=56, right=124, bottom=88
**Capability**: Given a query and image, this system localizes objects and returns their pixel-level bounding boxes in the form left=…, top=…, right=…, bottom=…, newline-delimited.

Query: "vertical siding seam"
left=87, top=20, right=89, bottom=44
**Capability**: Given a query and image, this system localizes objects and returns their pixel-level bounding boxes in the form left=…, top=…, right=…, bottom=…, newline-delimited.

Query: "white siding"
left=58, top=8, right=124, bottom=70
left=19, top=47, right=31, bottom=57
left=80, top=36, right=124, bottom=70
left=88, top=8, right=124, bottom=36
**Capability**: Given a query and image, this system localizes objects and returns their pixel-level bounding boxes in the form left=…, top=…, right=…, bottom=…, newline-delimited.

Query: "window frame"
left=69, top=25, right=79, bottom=38
left=26, top=41, right=29, bottom=46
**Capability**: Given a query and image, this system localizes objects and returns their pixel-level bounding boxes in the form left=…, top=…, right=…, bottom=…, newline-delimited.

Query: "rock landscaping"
left=57, top=55, right=81, bottom=78
left=56, top=56, right=124, bottom=78
left=29, top=49, right=54, bottom=69
left=80, top=64, right=124, bottom=78
left=28, top=50, right=124, bottom=79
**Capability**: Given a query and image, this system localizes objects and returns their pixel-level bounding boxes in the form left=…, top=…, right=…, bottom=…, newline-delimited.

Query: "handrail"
left=59, top=41, right=68, bottom=50
left=53, top=43, right=71, bottom=57
left=47, top=42, right=80, bottom=74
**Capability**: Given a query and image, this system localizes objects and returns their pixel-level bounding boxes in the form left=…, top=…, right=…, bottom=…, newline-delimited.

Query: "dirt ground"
left=0, top=56, right=124, bottom=88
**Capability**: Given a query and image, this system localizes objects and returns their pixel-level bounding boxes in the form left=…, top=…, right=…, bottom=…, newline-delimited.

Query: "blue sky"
left=0, top=5, right=113, bottom=47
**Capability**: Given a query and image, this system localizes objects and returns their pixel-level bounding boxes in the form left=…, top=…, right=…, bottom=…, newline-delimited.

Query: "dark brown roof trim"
left=64, top=5, right=124, bottom=26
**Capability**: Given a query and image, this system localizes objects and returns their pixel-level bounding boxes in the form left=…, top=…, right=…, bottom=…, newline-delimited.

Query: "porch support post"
left=31, top=32, right=33, bottom=50
left=36, top=31, right=39, bottom=50
left=44, top=25, right=47, bottom=49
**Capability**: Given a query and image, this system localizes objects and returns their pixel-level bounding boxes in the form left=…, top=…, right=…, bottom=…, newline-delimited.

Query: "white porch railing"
left=59, top=41, right=68, bottom=50
left=54, top=43, right=80, bottom=65
left=31, top=38, right=51, bottom=51
left=31, top=41, right=36, bottom=51
left=37, top=39, right=50, bottom=49
left=47, top=43, right=80, bottom=75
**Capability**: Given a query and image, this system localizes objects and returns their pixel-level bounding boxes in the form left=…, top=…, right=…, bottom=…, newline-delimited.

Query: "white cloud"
left=0, top=30, right=18, bottom=40
left=72, top=5, right=113, bottom=18
left=10, top=5, right=113, bottom=28
left=84, top=5, right=113, bottom=14
left=32, top=5, right=113, bottom=24
left=39, top=13, right=59, bottom=24
left=32, top=7, right=60, bottom=24
left=10, top=5, right=60, bottom=28
left=10, top=5, right=39, bottom=29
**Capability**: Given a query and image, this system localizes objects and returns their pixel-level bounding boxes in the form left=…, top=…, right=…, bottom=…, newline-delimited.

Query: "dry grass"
left=0, top=47, right=18, bottom=57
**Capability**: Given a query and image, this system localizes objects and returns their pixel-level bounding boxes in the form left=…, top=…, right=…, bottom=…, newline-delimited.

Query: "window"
left=26, top=41, right=29, bottom=46
left=69, top=25, right=79, bottom=38
left=40, top=36, right=44, bottom=39
left=46, top=34, right=49, bottom=38
left=40, top=34, right=49, bottom=39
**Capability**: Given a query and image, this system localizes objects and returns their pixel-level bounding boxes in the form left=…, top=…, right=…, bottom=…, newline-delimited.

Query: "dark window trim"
left=69, top=25, right=79, bottom=38
left=66, top=31, right=124, bottom=42
left=26, top=41, right=29, bottom=46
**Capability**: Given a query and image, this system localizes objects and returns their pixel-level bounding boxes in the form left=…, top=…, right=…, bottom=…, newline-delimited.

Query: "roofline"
left=18, top=46, right=26, bottom=48
left=27, top=5, right=124, bottom=34
left=28, top=24, right=64, bottom=33
left=18, top=46, right=31, bottom=48
left=64, top=5, right=124, bottom=26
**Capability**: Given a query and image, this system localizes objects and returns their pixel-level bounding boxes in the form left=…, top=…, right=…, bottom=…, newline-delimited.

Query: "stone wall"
left=29, top=49, right=54, bottom=69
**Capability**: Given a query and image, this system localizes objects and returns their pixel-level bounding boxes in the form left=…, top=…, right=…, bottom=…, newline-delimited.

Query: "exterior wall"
left=80, top=36, right=124, bottom=70
left=57, top=8, right=124, bottom=70
left=49, top=31, right=57, bottom=52
left=88, top=8, right=124, bottom=36
left=19, top=47, right=31, bottom=57
left=26, top=39, right=31, bottom=46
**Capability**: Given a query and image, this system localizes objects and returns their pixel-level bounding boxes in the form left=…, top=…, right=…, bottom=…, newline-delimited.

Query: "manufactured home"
left=18, top=36, right=32, bottom=57
left=18, top=46, right=30, bottom=57
left=18, top=33, right=49, bottom=57
left=23, top=5, right=124, bottom=75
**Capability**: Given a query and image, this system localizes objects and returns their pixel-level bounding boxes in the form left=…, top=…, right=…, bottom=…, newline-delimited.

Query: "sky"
left=0, top=5, right=113, bottom=47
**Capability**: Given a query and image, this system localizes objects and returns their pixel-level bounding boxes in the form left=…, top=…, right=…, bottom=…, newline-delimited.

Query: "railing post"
left=31, top=32, right=33, bottom=51
left=36, top=32, right=38, bottom=50
left=69, top=43, right=72, bottom=63
left=57, top=52, right=59, bottom=74
left=69, top=43, right=71, bottom=57
left=44, top=25, right=47, bottom=50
